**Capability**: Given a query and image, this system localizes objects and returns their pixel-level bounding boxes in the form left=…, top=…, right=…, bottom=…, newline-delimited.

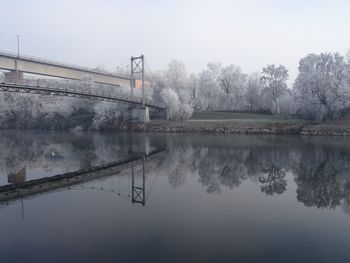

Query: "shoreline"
left=118, top=120, right=350, bottom=136
left=1, top=120, right=350, bottom=136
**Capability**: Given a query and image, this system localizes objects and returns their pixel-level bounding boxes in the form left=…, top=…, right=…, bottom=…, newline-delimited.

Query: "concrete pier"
left=129, top=107, right=150, bottom=123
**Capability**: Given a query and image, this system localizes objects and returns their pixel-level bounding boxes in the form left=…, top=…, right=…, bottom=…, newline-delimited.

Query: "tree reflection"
left=293, top=147, right=350, bottom=209
left=163, top=136, right=350, bottom=215
left=168, top=168, right=186, bottom=188
left=198, top=158, right=222, bottom=194
left=219, top=159, right=247, bottom=189
left=259, top=163, right=287, bottom=195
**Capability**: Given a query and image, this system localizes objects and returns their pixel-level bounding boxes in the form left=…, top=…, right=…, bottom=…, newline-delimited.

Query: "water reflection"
left=1, top=131, right=350, bottom=215
left=162, top=135, right=350, bottom=214
left=294, top=145, right=350, bottom=211
left=8, top=166, right=26, bottom=185
left=0, top=150, right=158, bottom=215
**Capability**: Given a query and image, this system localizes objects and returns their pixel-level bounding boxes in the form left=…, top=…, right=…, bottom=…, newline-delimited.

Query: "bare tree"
left=261, top=64, right=289, bottom=114
left=219, top=65, right=247, bottom=110
left=187, top=73, right=199, bottom=108
left=245, top=73, right=263, bottom=112
left=198, top=63, right=222, bottom=110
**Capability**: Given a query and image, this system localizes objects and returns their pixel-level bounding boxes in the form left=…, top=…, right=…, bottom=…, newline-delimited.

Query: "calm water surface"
left=0, top=130, right=350, bottom=263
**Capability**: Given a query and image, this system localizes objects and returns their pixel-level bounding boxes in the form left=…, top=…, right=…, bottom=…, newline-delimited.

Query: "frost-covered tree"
left=294, top=52, right=349, bottom=120
left=277, top=91, right=297, bottom=115
left=150, top=60, right=194, bottom=120
left=92, top=101, right=127, bottom=130
left=245, top=73, right=263, bottom=112
left=187, top=73, right=200, bottom=109
left=150, top=70, right=167, bottom=104
left=165, top=60, right=187, bottom=92
left=160, top=88, right=193, bottom=120
left=219, top=65, right=247, bottom=110
left=261, top=64, right=289, bottom=114
left=346, top=50, right=350, bottom=64
left=197, top=63, right=222, bottom=110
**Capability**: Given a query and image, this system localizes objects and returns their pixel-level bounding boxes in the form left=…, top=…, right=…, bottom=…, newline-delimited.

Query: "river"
left=0, top=130, right=350, bottom=262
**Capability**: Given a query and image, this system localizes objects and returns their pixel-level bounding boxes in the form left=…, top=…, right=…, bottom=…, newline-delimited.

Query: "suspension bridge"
left=0, top=50, right=167, bottom=122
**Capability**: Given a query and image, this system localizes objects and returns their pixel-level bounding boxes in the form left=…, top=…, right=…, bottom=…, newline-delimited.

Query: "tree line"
left=151, top=51, right=350, bottom=120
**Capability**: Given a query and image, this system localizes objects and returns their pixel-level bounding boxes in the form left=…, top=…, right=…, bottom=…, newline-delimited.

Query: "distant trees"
left=189, top=63, right=248, bottom=111
left=150, top=60, right=293, bottom=118
left=154, top=51, right=350, bottom=121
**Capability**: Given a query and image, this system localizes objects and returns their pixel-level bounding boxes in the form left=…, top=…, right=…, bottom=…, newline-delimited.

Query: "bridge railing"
left=0, top=71, right=160, bottom=107
left=0, top=81, right=166, bottom=110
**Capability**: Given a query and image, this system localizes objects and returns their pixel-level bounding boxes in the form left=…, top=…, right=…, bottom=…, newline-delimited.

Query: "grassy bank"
left=124, top=111, right=350, bottom=136
left=123, top=111, right=308, bottom=134
left=190, top=111, right=276, bottom=120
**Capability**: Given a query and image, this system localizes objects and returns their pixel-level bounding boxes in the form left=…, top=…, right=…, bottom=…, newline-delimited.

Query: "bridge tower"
left=130, top=55, right=149, bottom=123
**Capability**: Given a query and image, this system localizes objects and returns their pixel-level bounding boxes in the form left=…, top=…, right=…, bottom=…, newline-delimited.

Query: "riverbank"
left=121, top=120, right=350, bottom=136
left=120, top=111, right=350, bottom=136
left=122, top=119, right=307, bottom=134
left=301, top=120, right=350, bottom=136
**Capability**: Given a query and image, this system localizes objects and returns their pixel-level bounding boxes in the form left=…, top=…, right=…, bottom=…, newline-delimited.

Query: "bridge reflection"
left=131, top=159, right=146, bottom=205
left=0, top=148, right=164, bottom=208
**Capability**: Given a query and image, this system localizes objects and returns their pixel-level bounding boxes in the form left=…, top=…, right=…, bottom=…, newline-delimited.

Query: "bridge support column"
left=130, top=106, right=149, bottom=123
left=4, top=71, right=24, bottom=84
left=165, top=108, right=170, bottom=120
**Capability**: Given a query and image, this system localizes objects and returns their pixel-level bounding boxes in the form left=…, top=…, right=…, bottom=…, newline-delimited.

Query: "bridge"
left=0, top=50, right=167, bottom=121
left=0, top=82, right=165, bottom=111
left=0, top=50, right=130, bottom=87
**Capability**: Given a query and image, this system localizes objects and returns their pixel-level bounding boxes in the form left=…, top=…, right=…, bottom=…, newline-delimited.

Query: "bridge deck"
left=0, top=82, right=165, bottom=110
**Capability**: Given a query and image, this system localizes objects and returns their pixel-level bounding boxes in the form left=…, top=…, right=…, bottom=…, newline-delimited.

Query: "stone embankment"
left=119, top=120, right=350, bottom=136
left=300, top=124, right=350, bottom=136
left=120, top=122, right=305, bottom=135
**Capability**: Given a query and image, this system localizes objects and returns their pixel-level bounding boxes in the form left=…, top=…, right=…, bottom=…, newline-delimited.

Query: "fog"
left=1, top=0, right=350, bottom=84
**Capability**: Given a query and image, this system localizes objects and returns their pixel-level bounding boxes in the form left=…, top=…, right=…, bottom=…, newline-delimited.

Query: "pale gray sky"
left=1, top=0, right=350, bottom=84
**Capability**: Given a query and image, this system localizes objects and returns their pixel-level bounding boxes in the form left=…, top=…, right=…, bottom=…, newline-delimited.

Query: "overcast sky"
left=1, top=0, right=350, bottom=84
